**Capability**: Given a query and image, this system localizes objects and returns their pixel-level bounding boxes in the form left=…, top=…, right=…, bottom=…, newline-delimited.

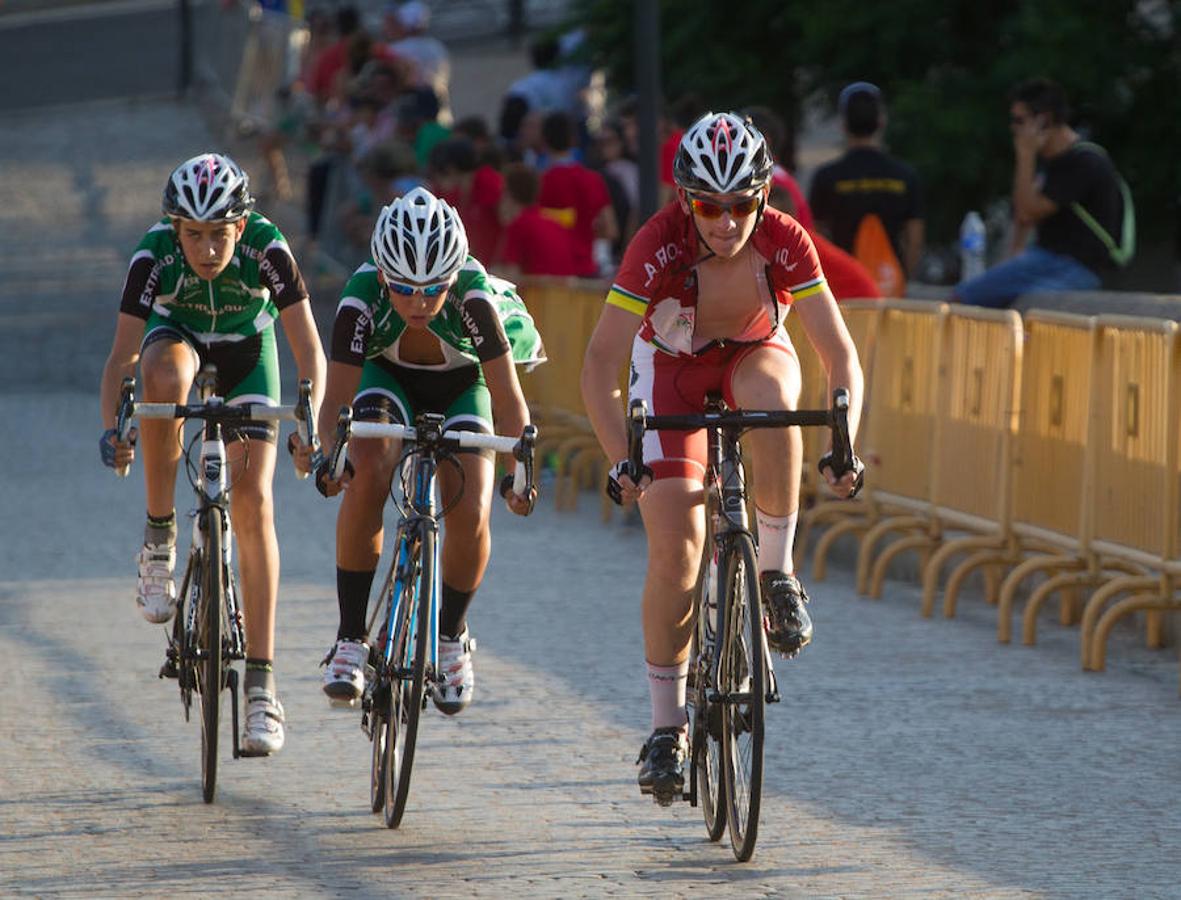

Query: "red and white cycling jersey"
left=605, top=203, right=827, bottom=357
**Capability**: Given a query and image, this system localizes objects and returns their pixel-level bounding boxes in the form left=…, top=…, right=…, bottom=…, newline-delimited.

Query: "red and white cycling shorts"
left=628, top=330, right=796, bottom=483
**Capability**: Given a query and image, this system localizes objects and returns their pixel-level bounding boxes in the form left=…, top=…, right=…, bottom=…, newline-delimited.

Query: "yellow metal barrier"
left=913, top=307, right=1023, bottom=617
left=795, top=300, right=883, bottom=571
left=825, top=301, right=949, bottom=594
left=517, top=276, right=610, bottom=418
left=1079, top=316, right=1181, bottom=672
left=516, top=277, right=621, bottom=515
left=993, top=312, right=1118, bottom=644
left=519, top=279, right=1181, bottom=686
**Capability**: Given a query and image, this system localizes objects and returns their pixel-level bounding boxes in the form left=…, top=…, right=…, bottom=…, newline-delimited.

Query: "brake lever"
left=115, top=376, right=136, bottom=478
left=293, top=378, right=317, bottom=479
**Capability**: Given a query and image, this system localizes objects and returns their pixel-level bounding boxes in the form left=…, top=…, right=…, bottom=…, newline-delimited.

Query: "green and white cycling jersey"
left=119, top=211, right=309, bottom=342
left=331, top=256, right=546, bottom=371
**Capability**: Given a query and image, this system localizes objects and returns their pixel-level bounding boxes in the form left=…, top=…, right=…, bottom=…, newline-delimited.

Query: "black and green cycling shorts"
left=353, top=357, right=493, bottom=454
left=142, top=313, right=281, bottom=443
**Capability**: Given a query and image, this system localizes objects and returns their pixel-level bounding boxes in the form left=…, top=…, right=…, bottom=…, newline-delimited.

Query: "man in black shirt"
left=956, top=78, right=1132, bottom=308
left=809, top=82, right=925, bottom=281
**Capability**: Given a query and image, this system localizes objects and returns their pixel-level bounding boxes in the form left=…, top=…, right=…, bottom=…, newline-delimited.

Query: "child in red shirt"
left=537, top=112, right=617, bottom=277
left=429, top=138, right=504, bottom=262
left=499, top=163, right=580, bottom=278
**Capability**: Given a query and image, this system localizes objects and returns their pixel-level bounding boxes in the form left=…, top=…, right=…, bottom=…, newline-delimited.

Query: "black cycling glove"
left=605, top=459, right=653, bottom=506
left=314, top=455, right=354, bottom=497
left=499, top=473, right=537, bottom=515
left=818, top=451, right=865, bottom=499
left=100, top=427, right=133, bottom=469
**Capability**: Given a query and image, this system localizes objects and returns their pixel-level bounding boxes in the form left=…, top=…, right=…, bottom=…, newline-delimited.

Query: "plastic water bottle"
left=959, top=211, right=986, bottom=281
left=592, top=238, right=614, bottom=277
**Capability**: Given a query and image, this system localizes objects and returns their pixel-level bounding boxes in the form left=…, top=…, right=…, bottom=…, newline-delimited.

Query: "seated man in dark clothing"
left=956, top=77, right=1133, bottom=308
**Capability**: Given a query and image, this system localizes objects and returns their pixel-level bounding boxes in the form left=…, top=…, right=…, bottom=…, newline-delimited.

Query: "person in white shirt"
left=383, top=1, right=451, bottom=125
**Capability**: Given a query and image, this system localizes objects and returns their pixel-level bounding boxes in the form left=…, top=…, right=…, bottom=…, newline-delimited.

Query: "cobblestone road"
left=2, top=94, right=1180, bottom=900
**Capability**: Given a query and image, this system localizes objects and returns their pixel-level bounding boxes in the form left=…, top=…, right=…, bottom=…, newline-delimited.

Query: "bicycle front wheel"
left=198, top=507, right=226, bottom=805
left=383, top=526, right=434, bottom=829
left=720, top=532, right=764, bottom=862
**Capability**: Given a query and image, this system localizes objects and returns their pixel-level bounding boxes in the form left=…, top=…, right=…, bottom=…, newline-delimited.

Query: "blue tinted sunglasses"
left=386, top=279, right=451, bottom=298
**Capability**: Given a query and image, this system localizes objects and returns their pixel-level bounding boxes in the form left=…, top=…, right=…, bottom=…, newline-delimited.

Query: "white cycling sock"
left=647, top=661, right=689, bottom=731
left=756, top=507, right=798, bottom=574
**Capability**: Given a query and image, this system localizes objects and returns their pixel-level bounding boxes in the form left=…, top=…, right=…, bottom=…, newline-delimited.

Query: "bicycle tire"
left=370, top=703, right=388, bottom=813
left=690, top=506, right=726, bottom=841
left=368, top=565, right=398, bottom=814
left=720, top=532, right=764, bottom=862
left=383, top=526, right=434, bottom=828
left=199, top=507, right=225, bottom=805
left=175, top=553, right=196, bottom=720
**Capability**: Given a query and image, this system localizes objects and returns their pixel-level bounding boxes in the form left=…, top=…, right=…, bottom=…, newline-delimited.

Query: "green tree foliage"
left=575, top=0, right=1181, bottom=246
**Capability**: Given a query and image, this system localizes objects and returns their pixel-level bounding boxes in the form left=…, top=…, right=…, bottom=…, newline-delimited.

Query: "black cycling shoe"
left=637, top=727, right=688, bottom=806
left=760, top=571, right=813, bottom=657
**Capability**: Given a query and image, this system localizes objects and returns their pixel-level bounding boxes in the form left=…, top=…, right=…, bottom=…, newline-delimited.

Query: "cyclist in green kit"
left=99, top=152, right=327, bottom=755
left=309, top=187, right=543, bottom=716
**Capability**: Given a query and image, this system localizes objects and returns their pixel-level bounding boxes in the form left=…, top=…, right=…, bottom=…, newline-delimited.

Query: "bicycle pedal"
left=158, top=659, right=179, bottom=680
left=651, top=787, right=681, bottom=808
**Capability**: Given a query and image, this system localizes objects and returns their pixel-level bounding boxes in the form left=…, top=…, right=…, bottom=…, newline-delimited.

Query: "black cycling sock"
left=245, top=658, right=275, bottom=694
left=144, top=510, right=177, bottom=548
left=438, top=582, right=475, bottom=640
left=337, top=567, right=376, bottom=641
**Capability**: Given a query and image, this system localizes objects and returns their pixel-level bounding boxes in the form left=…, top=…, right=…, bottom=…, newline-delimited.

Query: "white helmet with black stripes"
left=370, top=187, right=469, bottom=284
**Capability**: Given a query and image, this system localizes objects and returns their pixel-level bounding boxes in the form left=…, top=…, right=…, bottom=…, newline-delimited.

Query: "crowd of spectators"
left=244, top=2, right=884, bottom=299
left=237, top=3, right=1133, bottom=310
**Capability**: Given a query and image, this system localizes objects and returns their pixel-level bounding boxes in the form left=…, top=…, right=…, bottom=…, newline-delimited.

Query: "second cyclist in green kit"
left=306, top=187, right=544, bottom=715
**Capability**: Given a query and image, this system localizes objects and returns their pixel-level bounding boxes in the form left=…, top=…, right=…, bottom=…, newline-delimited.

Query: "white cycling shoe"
left=241, top=688, right=285, bottom=755
left=322, top=640, right=369, bottom=707
left=136, top=542, right=177, bottom=624
left=432, top=629, right=475, bottom=716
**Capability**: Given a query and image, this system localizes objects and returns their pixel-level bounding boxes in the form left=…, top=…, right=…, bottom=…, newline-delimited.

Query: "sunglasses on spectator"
left=688, top=193, right=761, bottom=220
left=386, top=279, right=451, bottom=298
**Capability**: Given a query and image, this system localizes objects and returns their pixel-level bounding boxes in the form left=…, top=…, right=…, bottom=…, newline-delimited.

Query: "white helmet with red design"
left=163, top=152, right=253, bottom=222
left=673, top=112, right=774, bottom=194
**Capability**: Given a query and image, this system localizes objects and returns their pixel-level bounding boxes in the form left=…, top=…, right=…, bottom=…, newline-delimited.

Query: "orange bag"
left=851, top=213, right=905, bottom=297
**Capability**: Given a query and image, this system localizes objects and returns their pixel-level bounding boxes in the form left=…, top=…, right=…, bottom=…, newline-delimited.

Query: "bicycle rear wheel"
left=691, top=635, right=726, bottom=842
left=720, top=532, right=764, bottom=862
left=383, top=526, right=434, bottom=828
left=690, top=512, right=726, bottom=841
left=174, top=553, right=197, bottom=720
left=368, top=566, right=398, bottom=813
left=198, top=508, right=226, bottom=805
left=370, top=708, right=388, bottom=813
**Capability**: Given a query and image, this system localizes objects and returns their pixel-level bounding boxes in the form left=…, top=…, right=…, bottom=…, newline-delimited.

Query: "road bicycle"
left=625, top=388, right=858, bottom=862
left=115, top=368, right=319, bottom=803
left=336, top=412, right=537, bottom=828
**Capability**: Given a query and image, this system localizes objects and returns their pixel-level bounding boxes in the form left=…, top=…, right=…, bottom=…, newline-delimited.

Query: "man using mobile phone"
left=955, top=77, right=1134, bottom=308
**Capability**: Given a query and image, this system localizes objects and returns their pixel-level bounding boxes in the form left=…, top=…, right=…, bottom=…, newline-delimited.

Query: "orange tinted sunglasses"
left=688, top=193, right=761, bottom=220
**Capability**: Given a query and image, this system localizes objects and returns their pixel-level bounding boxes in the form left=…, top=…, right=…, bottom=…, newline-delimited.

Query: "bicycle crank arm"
left=706, top=690, right=755, bottom=705
left=229, top=668, right=241, bottom=759
left=762, top=634, right=780, bottom=703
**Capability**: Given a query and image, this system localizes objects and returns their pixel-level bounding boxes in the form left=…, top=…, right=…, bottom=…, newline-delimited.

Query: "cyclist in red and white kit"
left=581, top=112, right=865, bottom=803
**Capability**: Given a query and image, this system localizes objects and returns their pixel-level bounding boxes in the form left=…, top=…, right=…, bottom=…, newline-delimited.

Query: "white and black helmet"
left=370, top=187, right=469, bottom=284
left=162, top=152, right=254, bottom=222
left=673, top=112, right=774, bottom=195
